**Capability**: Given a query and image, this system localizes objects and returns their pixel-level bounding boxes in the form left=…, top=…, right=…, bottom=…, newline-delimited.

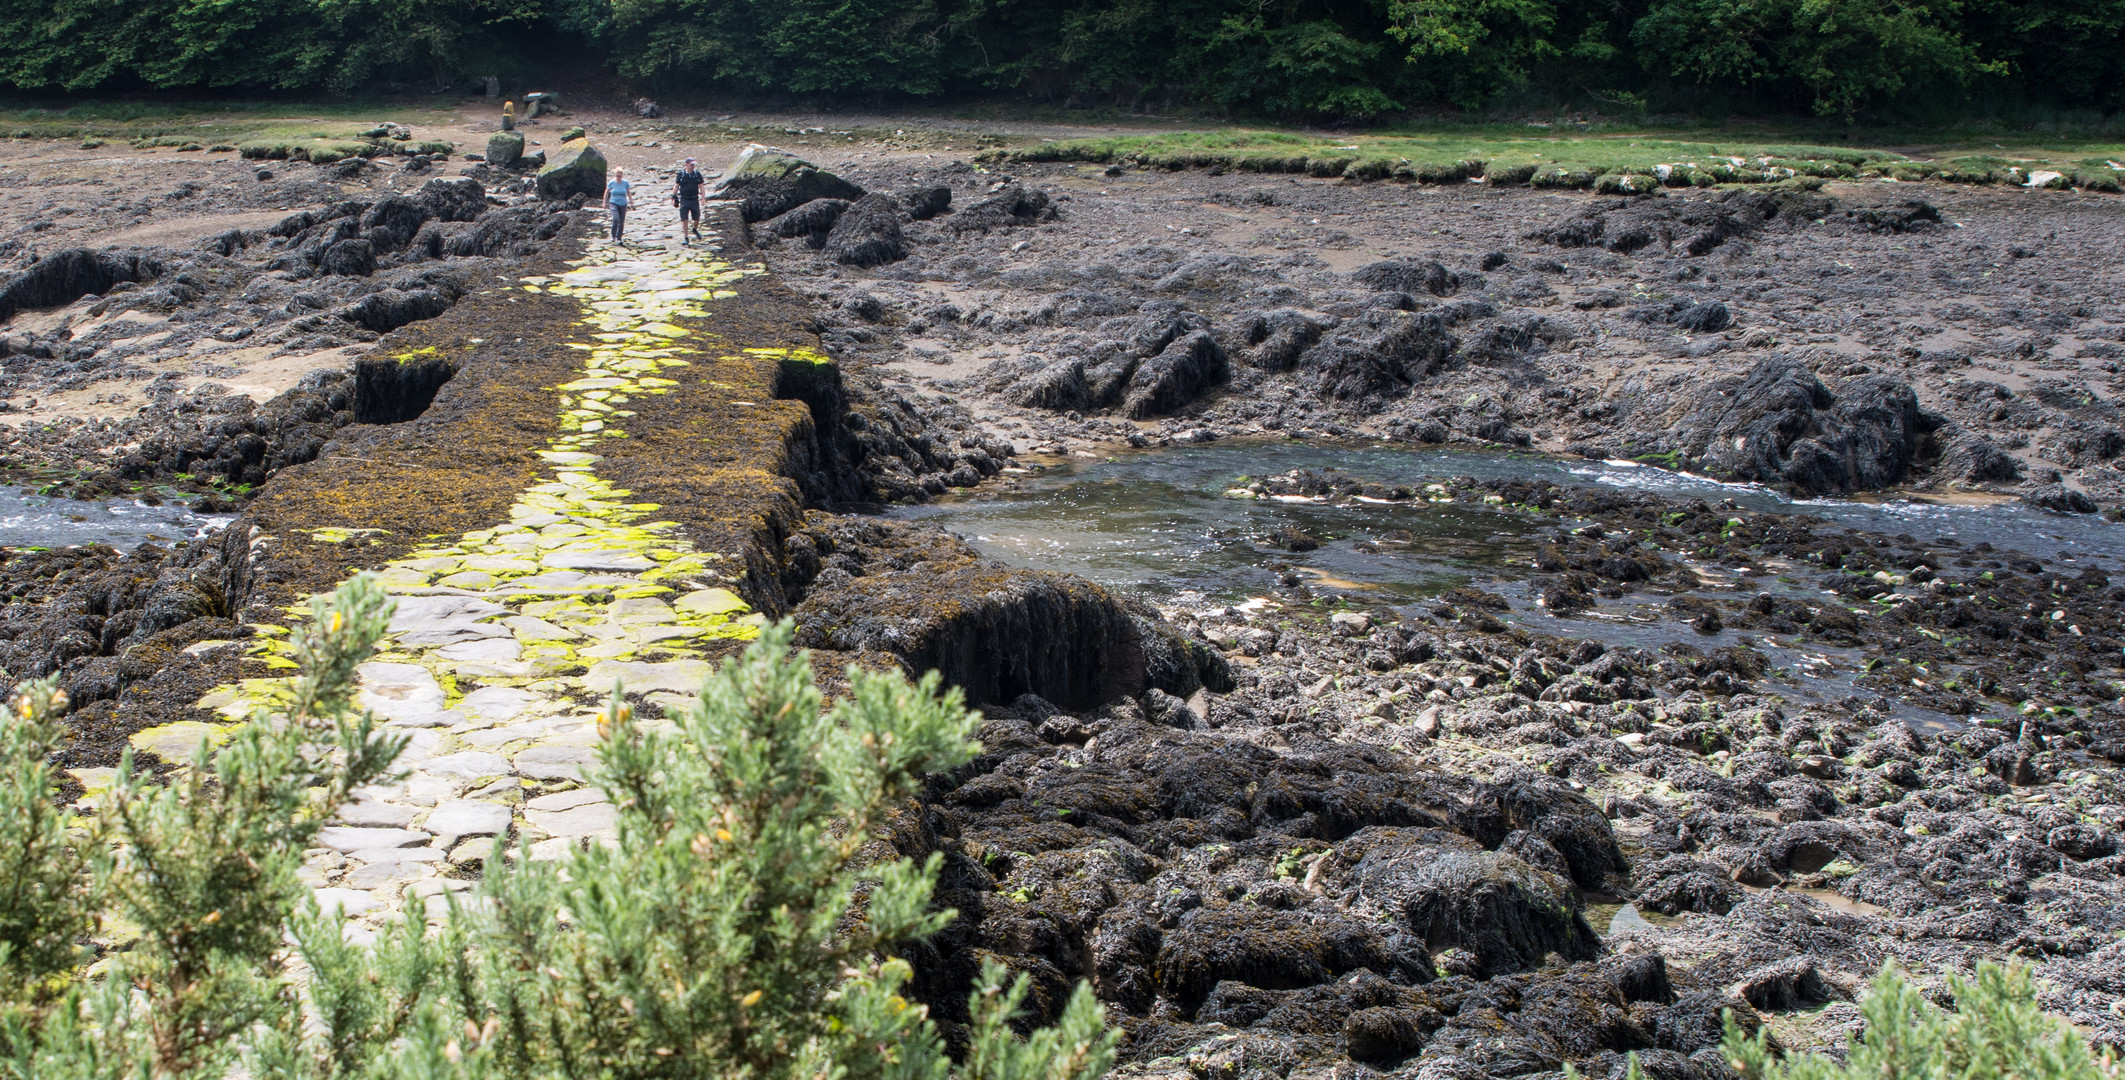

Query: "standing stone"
left=482, top=75, right=500, bottom=98
left=536, top=138, right=607, bottom=202
left=486, top=131, right=525, bottom=169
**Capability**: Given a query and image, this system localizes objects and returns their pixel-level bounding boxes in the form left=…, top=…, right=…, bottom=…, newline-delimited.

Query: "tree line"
left=1, top=0, right=2120, bottom=120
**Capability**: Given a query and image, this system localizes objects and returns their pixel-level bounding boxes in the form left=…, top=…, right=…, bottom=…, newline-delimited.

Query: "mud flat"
left=754, top=155, right=2125, bottom=515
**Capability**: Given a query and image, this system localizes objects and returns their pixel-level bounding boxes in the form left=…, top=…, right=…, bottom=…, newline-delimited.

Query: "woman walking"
left=606, top=167, right=633, bottom=243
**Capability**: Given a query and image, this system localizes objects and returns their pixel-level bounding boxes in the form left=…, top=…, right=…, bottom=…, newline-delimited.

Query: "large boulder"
left=536, top=138, right=608, bottom=203
left=0, top=248, right=160, bottom=325
left=948, top=184, right=1056, bottom=232
left=1353, top=259, right=1459, bottom=297
left=1348, top=833, right=1599, bottom=977
left=1674, top=356, right=1939, bottom=494
left=709, top=145, right=864, bottom=223
left=821, top=193, right=907, bottom=267
left=415, top=177, right=489, bottom=223
left=359, top=196, right=429, bottom=251
left=1122, top=330, right=1227, bottom=418
left=485, top=131, right=524, bottom=169
left=316, top=239, right=376, bottom=277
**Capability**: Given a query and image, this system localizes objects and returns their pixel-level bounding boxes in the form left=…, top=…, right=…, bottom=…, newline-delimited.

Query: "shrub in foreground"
left=0, top=575, right=1117, bottom=1080
left=1721, top=963, right=2119, bottom=1080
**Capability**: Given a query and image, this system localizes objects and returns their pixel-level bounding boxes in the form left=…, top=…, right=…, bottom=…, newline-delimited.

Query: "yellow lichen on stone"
left=312, top=527, right=388, bottom=544
left=193, top=234, right=775, bottom=783
left=130, top=720, right=241, bottom=764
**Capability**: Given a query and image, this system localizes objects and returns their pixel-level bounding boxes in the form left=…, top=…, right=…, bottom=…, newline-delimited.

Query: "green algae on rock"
left=536, top=137, right=608, bottom=202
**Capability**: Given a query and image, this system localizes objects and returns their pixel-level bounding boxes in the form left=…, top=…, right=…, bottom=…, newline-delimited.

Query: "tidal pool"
left=892, top=442, right=2123, bottom=728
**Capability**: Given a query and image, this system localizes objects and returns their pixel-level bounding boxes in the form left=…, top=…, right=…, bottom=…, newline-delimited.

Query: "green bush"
left=0, top=577, right=1119, bottom=1080
left=1721, top=963, right=2120, bottom=1080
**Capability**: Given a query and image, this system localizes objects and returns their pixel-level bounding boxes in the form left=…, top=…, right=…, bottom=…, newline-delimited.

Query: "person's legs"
left=610, top=203, right=627, bottom=242
left=680, top=201, right=699, bottom=242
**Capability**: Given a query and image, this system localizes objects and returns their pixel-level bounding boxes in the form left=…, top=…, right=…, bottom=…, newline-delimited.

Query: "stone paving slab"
left=165, top=195, right=784, bottom=931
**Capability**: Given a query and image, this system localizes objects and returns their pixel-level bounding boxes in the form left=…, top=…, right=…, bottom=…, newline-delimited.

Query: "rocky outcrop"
left=821, top=193, right=908, bottom=267
left=788, top=515, right=1227, bottom=707
left=948, top=184, right=1056, bottom=232
left=0, top=248, right=162, bottom=325
left=709, top=145, right=865, bottom=223
left=1671, top=357, right=1940, bottom=494
left=1352, top=259, right=1459, bottom=297
left=2023, top=483, right=2098, bottom=513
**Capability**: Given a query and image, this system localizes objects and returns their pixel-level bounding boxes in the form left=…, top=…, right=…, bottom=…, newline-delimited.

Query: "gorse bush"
left=1569, top=964, right=2120, bottom=1080
left=1722, top=963, right=2122, bottom=1080
left=0, top=574, right=1119, bottom=1080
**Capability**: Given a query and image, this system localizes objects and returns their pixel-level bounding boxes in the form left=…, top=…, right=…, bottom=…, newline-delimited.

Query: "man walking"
left=673, top=157, right=705, bottom=246
left=605, top=167, right=633, bottom=244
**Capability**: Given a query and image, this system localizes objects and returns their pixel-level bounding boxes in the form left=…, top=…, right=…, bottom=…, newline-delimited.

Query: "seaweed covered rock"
left=709, top=144, right=865, bottom=223
left=1353, top=259, right=1459, bottom=297
left=0, top=248, right=162, bottom=324
left=1934, top=428, right=2022, bottom=484
left=1532, top=189, right=1820, bottom=257
left=338, top=288, right=452, bottom=333
left=1672, top=301, right=1731, bottom=332
left=788, top=516, right=1219, bottom=707
left=2023, top=483, right=2098, bottom=513
left=1455, top=779, right=1629, bottom=890
left=949, top=184, right=1057, bottom=232
left=822, top=193, right=908, bottom=267
left=1672, top=356, right=1939, bottom=494
left=1236, top=309, right=1327, bottom=372
left=1297, top=310, right=1456, bottom=402
left=1156, top=902, right=1409, bottom=1006
left=484, top=131, right=524, bottom=170
left=536, top=137, right=608, bottom=203
left=412, top=179, right=490, bottom=225
left=1345, top=830, right=1598, bottom=976
left=755, top=198, right=849, bottom=244
left=1122, top=330, right=1227, bottom=418
left=316, top=238, right=376, bottom=277
left=899, top=184, right=952, bottom=220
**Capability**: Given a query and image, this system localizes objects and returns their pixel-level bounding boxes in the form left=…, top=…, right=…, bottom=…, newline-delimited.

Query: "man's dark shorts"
left=679, top=199, right=700, bottom=222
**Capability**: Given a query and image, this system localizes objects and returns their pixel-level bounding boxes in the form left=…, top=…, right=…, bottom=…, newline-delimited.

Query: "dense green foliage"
left=0, top=0, right=2122, bottom=118
left=1722, top=963, right=2120, bottom=1080
left=0, top=577, right=1117, bottom=1080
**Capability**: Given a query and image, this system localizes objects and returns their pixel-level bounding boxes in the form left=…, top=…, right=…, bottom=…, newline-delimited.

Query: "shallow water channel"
left=0, top=490, right=230, bottom=550
left=893, top=442, right=2125, bottom=728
